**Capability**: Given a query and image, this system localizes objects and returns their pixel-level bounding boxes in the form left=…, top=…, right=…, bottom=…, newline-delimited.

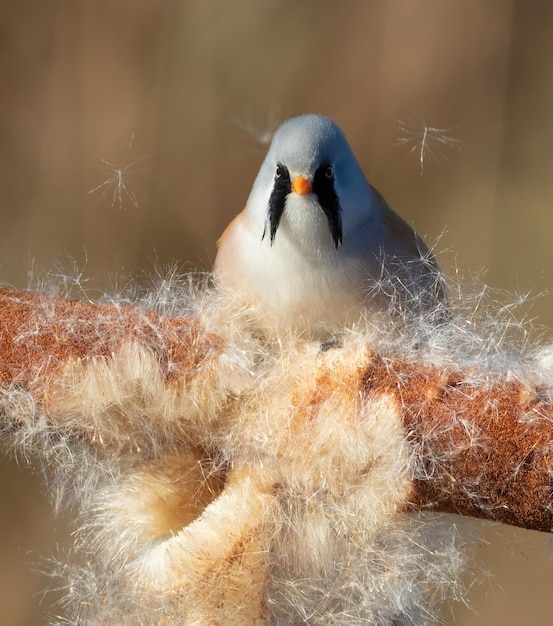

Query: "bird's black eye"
left=275, top=165, right=283, bottom=179
left=325, top=166, right=334, bottom=179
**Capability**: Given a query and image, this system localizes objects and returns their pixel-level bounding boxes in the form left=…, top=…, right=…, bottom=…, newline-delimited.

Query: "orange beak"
left=291, top=175, right=313, bottom=196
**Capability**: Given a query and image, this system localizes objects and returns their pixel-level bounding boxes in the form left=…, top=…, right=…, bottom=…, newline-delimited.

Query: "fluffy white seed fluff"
left=1, top=265, right=550, bottom=625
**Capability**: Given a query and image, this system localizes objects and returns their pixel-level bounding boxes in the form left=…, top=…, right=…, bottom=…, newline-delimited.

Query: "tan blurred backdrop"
left=1, top=1, right=553, bottom=624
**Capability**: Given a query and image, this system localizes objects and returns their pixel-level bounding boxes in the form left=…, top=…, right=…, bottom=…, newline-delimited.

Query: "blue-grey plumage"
left=214, top=114, right=445, bottom=335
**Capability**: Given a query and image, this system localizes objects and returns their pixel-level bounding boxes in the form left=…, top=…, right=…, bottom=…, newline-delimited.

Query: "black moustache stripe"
left=263, top=163, right=290, bottom=245
left=313, top=164, right=343, bottom=248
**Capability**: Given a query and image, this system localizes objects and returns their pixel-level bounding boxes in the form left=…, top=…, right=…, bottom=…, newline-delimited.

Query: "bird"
left=214, top=114, right=446, bottom=337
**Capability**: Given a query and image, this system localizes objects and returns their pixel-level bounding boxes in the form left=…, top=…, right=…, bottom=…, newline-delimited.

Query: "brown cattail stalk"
left=1, top=285, right=551, bottom=624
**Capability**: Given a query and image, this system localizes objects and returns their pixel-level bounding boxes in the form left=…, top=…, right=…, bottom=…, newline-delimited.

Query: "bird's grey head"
left=246, top=114, right=374, bottom=249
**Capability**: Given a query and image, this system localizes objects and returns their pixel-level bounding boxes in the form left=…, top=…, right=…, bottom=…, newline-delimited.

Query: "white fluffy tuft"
left=2, top=263, right=551, bottom=624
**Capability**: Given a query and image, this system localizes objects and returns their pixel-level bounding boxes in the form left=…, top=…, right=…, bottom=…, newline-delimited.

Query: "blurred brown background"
left=1, top=1, right=553, bottom=624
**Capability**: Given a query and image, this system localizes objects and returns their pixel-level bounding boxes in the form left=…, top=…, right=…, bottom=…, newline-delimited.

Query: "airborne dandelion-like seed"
left=232, top=105, right=284, bottom=146
left=396, top=118, right=463, bottom=178
left=89, top=134, right=150, bottom=210
left=50, top=254, right=95, bottom=302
